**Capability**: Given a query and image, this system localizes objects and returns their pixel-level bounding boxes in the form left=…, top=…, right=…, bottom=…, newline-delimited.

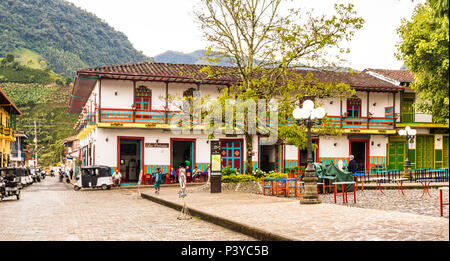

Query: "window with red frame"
left=346, top=97, right=361, bottom=117
left=135, top=85, right=151, bottom=110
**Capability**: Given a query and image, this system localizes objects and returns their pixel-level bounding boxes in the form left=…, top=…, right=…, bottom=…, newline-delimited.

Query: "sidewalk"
left=140, top=186, right=449, bottom=241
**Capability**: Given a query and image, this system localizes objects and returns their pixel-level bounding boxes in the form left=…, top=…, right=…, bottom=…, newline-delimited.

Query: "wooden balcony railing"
left=97, top=108, right=394, bottom=130
left=100, top=108, right=181, bottom=125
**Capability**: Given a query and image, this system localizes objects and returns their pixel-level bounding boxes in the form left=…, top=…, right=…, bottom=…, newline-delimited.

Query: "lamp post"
left=293, top=100, right=326, bottom=204
left=398, top=126, right=416, bottom=179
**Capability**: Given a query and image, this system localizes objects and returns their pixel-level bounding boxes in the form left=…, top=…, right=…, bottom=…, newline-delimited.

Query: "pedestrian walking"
left=178, top=166, right=187, bottom=198
left=206, top=165, right=211, bottom=184
left=153, top=168, right=162, bottom=194
left=348, top=155, right=358, bottom=174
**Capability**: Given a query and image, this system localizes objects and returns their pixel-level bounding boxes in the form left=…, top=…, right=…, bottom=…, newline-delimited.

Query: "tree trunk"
left=245, top=133, right=253, bottom=174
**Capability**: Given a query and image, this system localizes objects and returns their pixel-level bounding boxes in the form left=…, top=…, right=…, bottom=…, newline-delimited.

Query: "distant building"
left=10, top=131, right=28, bottom=166
left=63, top=135, right=80, bottom=177
left=0, top=88, right=22, bottom=167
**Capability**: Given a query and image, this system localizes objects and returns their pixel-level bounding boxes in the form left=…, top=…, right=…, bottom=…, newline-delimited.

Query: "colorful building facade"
left=0, top=88, right=22, bottom=167
left=365, top=69, right=449, bottom=170
left=68, top=62, right=448, bottom=181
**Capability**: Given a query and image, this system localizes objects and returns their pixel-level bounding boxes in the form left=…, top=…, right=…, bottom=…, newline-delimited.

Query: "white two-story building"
left=68, top=62, right=447, bottom=183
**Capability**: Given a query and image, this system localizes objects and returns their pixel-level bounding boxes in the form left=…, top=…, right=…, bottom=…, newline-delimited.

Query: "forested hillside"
left=0, top=0, right=151, bottom=77
left=1, top=54, right=77, bottom=166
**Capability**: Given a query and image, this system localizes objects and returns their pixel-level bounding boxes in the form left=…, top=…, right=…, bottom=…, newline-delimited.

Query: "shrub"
left=262, top=171, right=288, bottom=180
left=221, top=165, right=236, bottom=176
left=221, top=174, right=257, bottom=183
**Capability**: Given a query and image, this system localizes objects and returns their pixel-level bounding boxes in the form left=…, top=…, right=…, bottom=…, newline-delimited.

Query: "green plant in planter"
left=222, top=174, right=257, bottom=183
left=221, top=165, right=235, bottom=176
left=251, top=168, right=266, bottom=179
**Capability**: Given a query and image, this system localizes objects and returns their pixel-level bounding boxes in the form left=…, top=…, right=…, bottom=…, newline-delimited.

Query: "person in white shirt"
left=113, top=170, right=122, bottom=188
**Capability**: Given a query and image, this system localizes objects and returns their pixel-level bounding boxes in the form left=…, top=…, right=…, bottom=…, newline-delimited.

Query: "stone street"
left=0, top=177, right=254, bottom=241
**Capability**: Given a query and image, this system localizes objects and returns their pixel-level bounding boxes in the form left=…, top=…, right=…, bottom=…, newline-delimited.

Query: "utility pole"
left=34, top=120, right=38, bottom=167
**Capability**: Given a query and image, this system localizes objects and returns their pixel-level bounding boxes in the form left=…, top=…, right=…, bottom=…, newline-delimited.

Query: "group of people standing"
left=111, top=164, right=211, bottom=194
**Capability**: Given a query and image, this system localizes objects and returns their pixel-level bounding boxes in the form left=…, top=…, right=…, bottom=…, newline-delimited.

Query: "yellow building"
left=0, top=88, right=21, bottom=167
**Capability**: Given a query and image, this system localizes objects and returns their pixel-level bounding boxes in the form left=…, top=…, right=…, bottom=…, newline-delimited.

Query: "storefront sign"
left=210, top=140, right=221, bottom=172
left=145, top=143, right=169, bottom=148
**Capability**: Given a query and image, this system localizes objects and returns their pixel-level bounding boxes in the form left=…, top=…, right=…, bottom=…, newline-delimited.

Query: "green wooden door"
left=401, top=93, right=415, bottom=123
left=443, top=136, right=449, bottom=168
left=416, top=135, right=434, bottom=169
left=388, top=142, right=405, bottom=170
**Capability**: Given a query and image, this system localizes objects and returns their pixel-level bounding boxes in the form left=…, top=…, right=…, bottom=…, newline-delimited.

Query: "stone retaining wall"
left=193, top=182, right=263, bottom=194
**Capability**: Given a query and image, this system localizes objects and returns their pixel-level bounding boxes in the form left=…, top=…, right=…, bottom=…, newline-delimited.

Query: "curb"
left=140, top=192, right=294, bottom=241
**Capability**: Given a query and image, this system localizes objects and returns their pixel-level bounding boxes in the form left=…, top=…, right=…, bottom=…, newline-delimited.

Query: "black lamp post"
left=293, top=100, right=325, bottom=204
left=398, top=126, right=416, bottom=179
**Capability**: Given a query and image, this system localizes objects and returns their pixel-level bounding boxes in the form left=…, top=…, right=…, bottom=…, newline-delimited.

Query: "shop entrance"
left=118, top=138, right=143, bottom=182
left=171, top=139, right=195, bottom=170
left=259, top=143, right=283, bottom=172
left=349, top=140, right=369, bottom=172
left=298, top=139, right=319, bottom=168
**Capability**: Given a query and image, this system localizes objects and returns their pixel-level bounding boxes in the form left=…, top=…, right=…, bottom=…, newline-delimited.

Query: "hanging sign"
left=145, top=143, right=169, bottom=148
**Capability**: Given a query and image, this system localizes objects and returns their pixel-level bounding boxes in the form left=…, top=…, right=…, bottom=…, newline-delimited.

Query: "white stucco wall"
left=285, top=145, right=299, bottom=160
left=319, top=136, right=349, bottom=158
left=435, top=134, right=443, bottom=149
left=100, top=79, right=134, bottom=109
left=369, top=135, right=388, bottom=157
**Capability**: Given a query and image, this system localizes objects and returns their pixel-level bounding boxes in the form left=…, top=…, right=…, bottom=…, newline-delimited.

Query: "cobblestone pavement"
left=318, top=188, right=449, bottom=218
left=142, top=186, right=449, bottom=241
left=0, top=177, right=254, bottom=241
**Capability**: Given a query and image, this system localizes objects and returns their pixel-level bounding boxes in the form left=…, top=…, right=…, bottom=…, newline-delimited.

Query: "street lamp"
left=293, top=100, right=326, bottom=204
left=398, top=126, right=416, bottom=179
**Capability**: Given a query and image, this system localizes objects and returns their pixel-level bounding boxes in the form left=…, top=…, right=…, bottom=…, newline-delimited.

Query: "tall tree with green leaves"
left=195, top=0, right=363, bottom=174
left=396, top=1, right=449, bottom=123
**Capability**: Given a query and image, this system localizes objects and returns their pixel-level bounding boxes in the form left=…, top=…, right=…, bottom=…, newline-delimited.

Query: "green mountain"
left=154, top=50, right=234, bottom=66
left=0, top=0, right=151, bottom=77
left=1, top=53, right=76, bottom=166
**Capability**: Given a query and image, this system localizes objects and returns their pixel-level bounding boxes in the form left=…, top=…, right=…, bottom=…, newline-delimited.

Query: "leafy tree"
left=5, top=53, right=14, bottom=63
left=396, top=2, right=449, bottom=123
left=195, top=0, right=362, bottom=173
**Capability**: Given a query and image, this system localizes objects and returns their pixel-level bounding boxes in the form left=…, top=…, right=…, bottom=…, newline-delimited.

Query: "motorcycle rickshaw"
left=30, top=167, right=41, bottom=183
left=73, top=166, right=113, bottom=191
left=15, top=167, right=32, bottom=187
left=0, top=167, right=21, bottom=201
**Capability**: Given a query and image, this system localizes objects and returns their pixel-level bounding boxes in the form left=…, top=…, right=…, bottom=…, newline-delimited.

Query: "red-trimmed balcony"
left=99, top=108, right=181, bottom=124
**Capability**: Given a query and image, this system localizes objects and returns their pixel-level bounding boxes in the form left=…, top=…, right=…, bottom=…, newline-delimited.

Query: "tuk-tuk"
left=30, top=167, right=41, bottom=183
left=13, top=167, right=32, bottom=187
left=74, top=166, right=113, bottom=191
left=0, top=168, right=22, bottom=200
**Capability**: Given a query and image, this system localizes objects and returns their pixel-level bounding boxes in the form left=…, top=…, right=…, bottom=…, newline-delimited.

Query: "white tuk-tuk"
left=74, top=166, right=113, bottom=191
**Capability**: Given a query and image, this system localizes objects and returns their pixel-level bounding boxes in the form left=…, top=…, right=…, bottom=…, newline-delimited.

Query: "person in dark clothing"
left=348, top=155, right=358, bottom=174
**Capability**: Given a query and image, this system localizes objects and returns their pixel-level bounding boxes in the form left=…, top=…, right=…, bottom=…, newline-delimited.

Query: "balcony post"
left=98, top=77, right=102, bottom=123
left=367, top=91, right=370, bottom=129
left=133, top=80, right=136, bottom=123
left=165, top=81, right=169, bottom=124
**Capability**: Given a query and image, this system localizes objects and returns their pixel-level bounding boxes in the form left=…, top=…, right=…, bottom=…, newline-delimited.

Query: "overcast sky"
left=65, top=0, right=424, bottom=70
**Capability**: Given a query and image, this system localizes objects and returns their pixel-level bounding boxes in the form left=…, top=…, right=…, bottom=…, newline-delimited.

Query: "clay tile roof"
left=63, top=135, right=78, bottom=143
left=78, top=62, right=240, bottom=82
left=78, top=62, right=401, bottom=90
left=363, top=68, right=415, bottom=83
